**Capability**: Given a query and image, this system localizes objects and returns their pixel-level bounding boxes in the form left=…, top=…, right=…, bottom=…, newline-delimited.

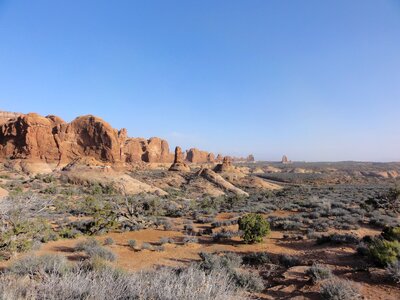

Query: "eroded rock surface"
left=169, top=146, right=190, bottom=172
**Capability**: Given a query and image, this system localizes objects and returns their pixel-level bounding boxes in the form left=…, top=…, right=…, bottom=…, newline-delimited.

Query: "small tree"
left=238, top=213, right=270, bottom=244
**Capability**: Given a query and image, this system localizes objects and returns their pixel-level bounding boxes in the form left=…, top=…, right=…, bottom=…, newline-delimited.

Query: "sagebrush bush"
left=75, top=238, right=116, bottom=261
left=103, top=237, right=114, bottom=245
left=306, top=263, right=333, bottom=283
left=279, top=255, right=301, bottom=268
left=386, top=260, right=400, bottom=283
left=9, top=254, right=69, bottom=276
left=238, top=214, right=270, bottom=244
left=128, top=239, right=136, bottom=249
left=242, top=252, right=270, bottom=266
left=320, top=278, right=360, bottom=300
left=141, top=242, right=152, bottom=250
left=198, top=252, right=242, bottom=273
left=232, top=270, right=265, bottom=292
left=183, top=236, right=198, bottom=244
left=316, top=234, right=359, bottom=245
left=1, top=264, right=245, bottom=299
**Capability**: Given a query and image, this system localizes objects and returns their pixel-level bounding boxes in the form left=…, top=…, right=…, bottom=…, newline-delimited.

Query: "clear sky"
left=0, top=1, right=399, bottom=161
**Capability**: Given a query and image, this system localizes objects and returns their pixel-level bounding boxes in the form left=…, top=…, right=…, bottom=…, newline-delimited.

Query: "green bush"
left=382, top=226, right=400, bottom=242
left=238, top=214, right=270, bottom=244
left=368, top=238, right=400, bottom=266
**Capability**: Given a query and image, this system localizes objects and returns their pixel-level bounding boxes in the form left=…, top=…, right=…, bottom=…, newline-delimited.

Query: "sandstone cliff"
left=0, top=112, right=173, bottom=166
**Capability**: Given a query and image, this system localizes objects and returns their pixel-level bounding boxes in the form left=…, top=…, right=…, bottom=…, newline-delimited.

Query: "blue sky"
left=0, top=1, right=399, bottom=161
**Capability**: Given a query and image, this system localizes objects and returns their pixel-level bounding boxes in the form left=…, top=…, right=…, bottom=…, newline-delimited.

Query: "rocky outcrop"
left=281, top=155, right=290, bottom=164
left=0, top=111, right=21, bottom=125
left=197, top=168, right=249, bottom=196
left=214, top=156, right=234, bottom=173
left=141, top=137, right=173, bottom=163
left=0, top=112, right=173, bottom=166
left=0, top=113, right=63, bottom=162
left=61, top=163, right=167, bottom=195
left=186, top=148, right=215, bottom=163
left=246, top=154, right=255, bottom=162
left=169, top=146, right=190, bottom=172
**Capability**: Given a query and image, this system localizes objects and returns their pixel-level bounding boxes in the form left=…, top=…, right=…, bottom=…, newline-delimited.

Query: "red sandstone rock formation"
left=246, top=154, right=255, bottom=162
left=0, top=111, right=21, bottom=125
left=0, top=112, right=173, bottom=165
left=281, top=155, right=290, bottom=164
left=214, top=156, right=234, bottom=173
left=186, top=148, right=215, bottom=163
left=169, top=146, right=190, bottom=172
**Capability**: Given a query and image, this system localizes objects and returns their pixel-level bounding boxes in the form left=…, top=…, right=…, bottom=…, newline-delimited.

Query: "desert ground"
left=0, top=158, right=399, bottom=299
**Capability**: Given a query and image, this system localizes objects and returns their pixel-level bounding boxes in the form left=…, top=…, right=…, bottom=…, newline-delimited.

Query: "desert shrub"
left=75, top=239, right=116, bottom=262
left=128, top=240, right=136, bottom=249
left=183, top=224, right=194, bottom=233
left=58, top=226, right=79, bottom=239
left=183, top=236, right=198, bottom=244
left=238, top=214, right=270, bottom=244
left=368, top=238, right=400, bottom=266
left=196, top=216, right=215, bottom=224
left=242, top=252, right=270, bottom=266
left=356, top=243, right=369, bottom=256
left=279, top=255, right=301, bottom=268
left=232, top=270, right=264, bottom=292
left=306, top=263, right=333, bottom=283
left=103, top=237, right=114, bottom=246
left=198, top=252, right=242, bottom=273
left=9, top=254, right=69, bottom=276
left=212, top=229, right=239, bottom=242
left=310, top=219, right=329, bottom=232
left=0, top=264, right=244, bottom=300
left=159, top=237, right=174, bottom=245
left=156, top=219, right=173, bottom=230
left=41, top=185, right=58, bottom=194
left=0, top=216, right=56, bottom=255
left=316, top=234, right=359, bottom=245
left=386, top=260, right=400, bottom=283
left=320, top=278, right=360, bottom=300
left=211, top=219, right=238, bottom=228
left=197, top=252, right=261, bottom=291
left=154, top=245, right=165, bottom=252
left=141, top=242, right=152, bottom=250
left=381, top=226, right=400, bottom=241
